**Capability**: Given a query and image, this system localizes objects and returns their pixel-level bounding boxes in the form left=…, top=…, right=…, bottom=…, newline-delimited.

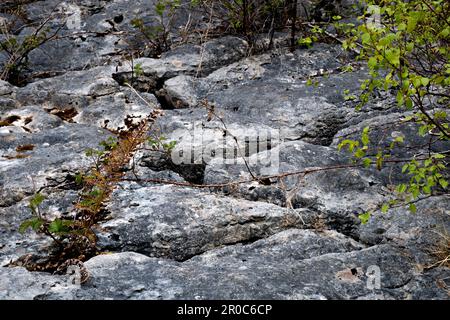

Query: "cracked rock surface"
left=0, top=0, right=449, bottom=300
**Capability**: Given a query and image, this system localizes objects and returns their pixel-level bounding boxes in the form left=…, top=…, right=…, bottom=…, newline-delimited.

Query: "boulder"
left=35, top=235, right=450, bottom=299
left=97, top=182, right=310, bottom=261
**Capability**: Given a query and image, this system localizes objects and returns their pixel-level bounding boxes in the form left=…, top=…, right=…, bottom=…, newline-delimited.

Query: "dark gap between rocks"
left=44, top=107, right=78, bottom=122
left=112, top=71, right=176, bottom=110
left=141, top=153, right=206, bottom=185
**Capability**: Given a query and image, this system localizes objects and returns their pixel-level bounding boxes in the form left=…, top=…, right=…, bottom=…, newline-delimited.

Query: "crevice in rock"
left=0, top=193, right=26, bottom=208
left=0, top=114, right=21, bottom=126
left=8, top=117, right=155, bottom=274
left=112, top=71, right=158, bottom=93
left=112, top=71, right=177, bottom=110
left=44, top=107, right=78, bottom=122
left=384, top=276, right=414, bottom=290
left=140, top=153, right=206, bottom=185
left=177, top=234, right=285, bottom=263
left=153, top=78, right=178, bottom=110
left=178, top=226, right=368, bottom=264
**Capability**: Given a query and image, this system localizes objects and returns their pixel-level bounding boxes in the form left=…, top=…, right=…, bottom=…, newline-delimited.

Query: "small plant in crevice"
left=0, top=8, right=62, bottom=85
left=17, top=192, right=95, bottom=272
left=131, top=0, right=182, bottom=57
left=147, top=134, right=177, bottom=154
left=19, top=193, right=73, bottom=246
left=16, top=111, right=165, bottom=272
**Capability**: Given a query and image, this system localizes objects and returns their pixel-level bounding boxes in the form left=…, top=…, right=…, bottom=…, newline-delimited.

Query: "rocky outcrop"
left=0, top=0, right=448, bottom=300
left=3, top=232, right=449, bottom=300
left=97, top=182, right=309, bottom=260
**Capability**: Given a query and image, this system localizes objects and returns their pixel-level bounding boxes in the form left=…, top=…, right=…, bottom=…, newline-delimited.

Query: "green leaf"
left=418, top=125, right=429, bottom=137
left=379, top=33, right=396, bottom=46
left=368, top=57, right=378, bottom=69
left=48, top=219, right=63, bottom=233
left=407, top=12, right=420, bottom=32
left=48, top=219, right=72, bottom=234
left=439, top=179, right=449, bottom=189
left=376, top=155, right=383, bottom=171
left=420, top=77, right=430, bottom=87
left=398, top=23, right=406, bottom=31
left=361, top=127, right=370, bottom=146
left=396, top=91, right=404, bottom=107
left=354, top=148, right=366, bottom=158
left=363, top=158, right=372, bottom=168
left=411, top=186, right=420, bottom=198
left=75, top=173, right=84, bottom=185
left=405, top=98, right=413, bottom=109
left=297, top=37, right=313, bottom=48
left=381, top=203, right=390, bottom=213
left=397, top=184, right=407, bottom=193
left=19, top=218, right=44, bottom=233
left=422, top=185, right=431, bottom=194
left=359, top=212, right=371, bottom=224
left=338, top=139, right=355, bottom=152
left=155, top=1, right=166, bottom=16
left=385, top=49, right=400, bottom=67
left=409, top=203, right=417, bottom=213
left=29, top=193, right=45, bottom=212
left=361, top=32, right=371, bottom=44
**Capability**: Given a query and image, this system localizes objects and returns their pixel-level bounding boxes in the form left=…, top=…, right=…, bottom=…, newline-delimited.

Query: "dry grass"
left=427, top=229, right=450, bottom=269
left=76, top=112, right=162, bottom=234
left=310, top=215, right=328, bottom=232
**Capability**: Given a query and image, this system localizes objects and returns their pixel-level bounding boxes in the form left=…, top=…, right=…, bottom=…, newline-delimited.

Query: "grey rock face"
left=0, top=1, right=448, bottom=301
left=200, top=141, right=387, bottom=237
left=15, top=67, right=160, bottom=131
left=1, top=105, right=64, bottom=132
left=72, top=89, right=159, bottom=131
left=161, top=36, right=250, bottom=77
left=16, top=66, right=119, bottom=105
left=14, top=0, right=173, bottom=77
left=0, top=80, right=19, bottom=112
left=358, top=196, right=450, bottom=251
left=112, top=35, right=249, bottom=96
left=3, top=235, right=449, bottom=300
left=0, top=266, right=70, bottom=300
left=0, top=124, right=112, bottom=205
left=32, top=237, right=449, bottom=300
left=0, top=80, right=15, bottom=96
left=158, top=44, right=396, bottom=146
left=97, top=182, right=308, bottom=261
